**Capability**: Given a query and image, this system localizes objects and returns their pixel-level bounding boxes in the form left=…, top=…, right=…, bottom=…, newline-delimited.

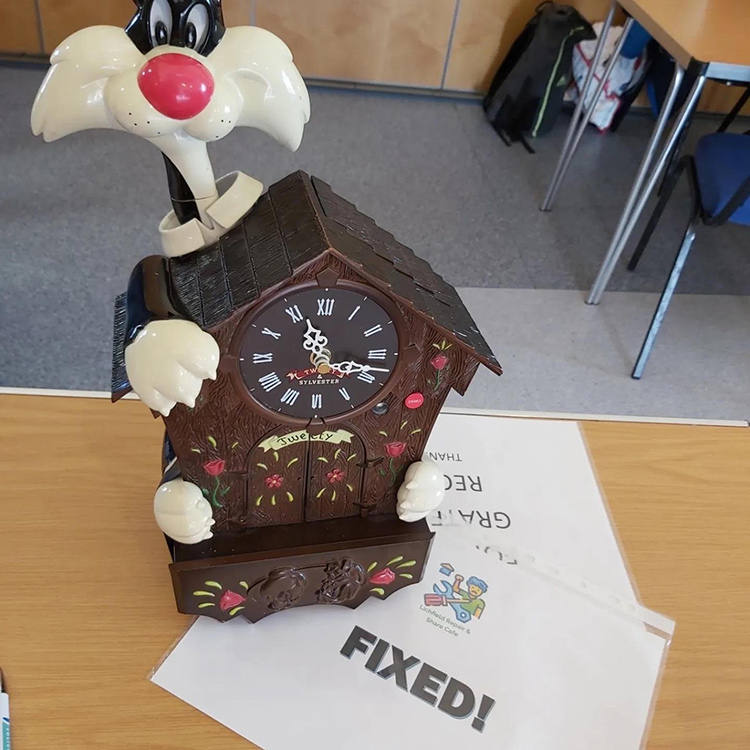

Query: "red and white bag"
left=566, top=23, right=646, bottom=132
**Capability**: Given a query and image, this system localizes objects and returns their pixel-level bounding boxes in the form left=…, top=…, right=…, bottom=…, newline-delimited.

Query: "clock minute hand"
left=329, top=360, right=389, bottom=375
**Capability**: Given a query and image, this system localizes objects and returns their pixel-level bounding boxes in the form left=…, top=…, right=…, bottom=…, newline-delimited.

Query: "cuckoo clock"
left=112, top=171, right=502, bottom=622
left=31, top=0, right=502, bottom=623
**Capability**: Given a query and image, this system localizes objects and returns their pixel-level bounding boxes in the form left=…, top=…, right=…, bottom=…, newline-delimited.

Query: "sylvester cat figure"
left=33, top=0, right=315, bottom=548
left=28, top=0, right=504, bottom=624
left=33, top=0, right=310, bottom=417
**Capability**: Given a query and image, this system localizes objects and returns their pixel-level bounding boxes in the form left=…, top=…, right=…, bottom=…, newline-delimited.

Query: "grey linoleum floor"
left=1, top=65, right=748, bottom=420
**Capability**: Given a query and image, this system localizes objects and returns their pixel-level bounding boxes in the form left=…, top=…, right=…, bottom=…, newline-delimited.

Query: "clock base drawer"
left=168, top=517, right=434, bottom=623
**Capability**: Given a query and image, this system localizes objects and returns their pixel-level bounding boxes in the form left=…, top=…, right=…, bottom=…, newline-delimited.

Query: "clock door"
left=244, top=429, right=308, bottom=527
left=305, top=430, right=365, bottom=522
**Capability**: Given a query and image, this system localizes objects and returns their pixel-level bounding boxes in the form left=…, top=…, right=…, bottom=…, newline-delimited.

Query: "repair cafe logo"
left=424, top=563, right=488, bottom=623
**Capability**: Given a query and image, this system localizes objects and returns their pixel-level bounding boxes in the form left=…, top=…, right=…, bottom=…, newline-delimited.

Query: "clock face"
left=238, top=284, right=400, bottom=420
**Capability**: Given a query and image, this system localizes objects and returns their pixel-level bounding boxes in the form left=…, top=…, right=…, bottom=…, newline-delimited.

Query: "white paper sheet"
left=153, top=533, right=672, bottom=750
left=426, top=412, right=636, bottom=600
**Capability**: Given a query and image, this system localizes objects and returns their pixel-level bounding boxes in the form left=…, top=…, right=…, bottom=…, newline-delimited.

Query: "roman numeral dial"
left=237, top=283, right=401, bottom=420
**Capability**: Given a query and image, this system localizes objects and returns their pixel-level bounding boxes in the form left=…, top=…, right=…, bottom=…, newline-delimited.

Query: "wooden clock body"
left=112, top=171, right=502, bottom=622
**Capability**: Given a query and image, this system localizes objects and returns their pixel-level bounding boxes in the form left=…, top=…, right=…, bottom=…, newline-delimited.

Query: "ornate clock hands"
left=302, top=322, right=390, bottom=378
left=328, top=360, right=390, bottom=376
left=303, top=319, right=332, bottom=373
left=302, top=319, right=328, bottom=355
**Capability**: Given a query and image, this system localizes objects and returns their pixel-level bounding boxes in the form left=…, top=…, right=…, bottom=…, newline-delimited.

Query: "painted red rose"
left=203, top=458, right=226, bottom=476
left=327, top=468, right=345, bottom=483
left=265, top=474, right=283, bottom=489
left=384, top=441, right=406, bottom=458
left=431, top=353, right=449, bottom=371
left=219, top=589, right=247, bottom=611
left=369, top=568, right=396, bottom=585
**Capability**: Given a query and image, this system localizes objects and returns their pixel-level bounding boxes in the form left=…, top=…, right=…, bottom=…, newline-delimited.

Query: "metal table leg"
left=586, top=70, right=706, bottom=305
left=541, top=0, right=618, bottom=211
left=548, top=17, right=634, bottom=203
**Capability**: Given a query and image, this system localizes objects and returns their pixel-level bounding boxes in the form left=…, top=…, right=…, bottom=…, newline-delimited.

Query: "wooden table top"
left=619, top=0, right=750, bottom=74
left=0, top=393, right=748, bottom=749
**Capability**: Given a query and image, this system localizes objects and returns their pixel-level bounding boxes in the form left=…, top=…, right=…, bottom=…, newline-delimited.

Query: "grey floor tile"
left=447, top=288, right=750, bottom=422
left=505, top=205, right=618, bottom=290
left=500, top=198, right=750, bottom=295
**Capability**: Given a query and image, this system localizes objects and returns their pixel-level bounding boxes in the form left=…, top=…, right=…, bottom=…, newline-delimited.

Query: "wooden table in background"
left=619, top=0, right=750, bottom=80
left=0, top=394, right=748, bottom=749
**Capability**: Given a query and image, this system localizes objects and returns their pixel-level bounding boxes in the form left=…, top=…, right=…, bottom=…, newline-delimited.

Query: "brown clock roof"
left=112, top=170, right=501, bottom=397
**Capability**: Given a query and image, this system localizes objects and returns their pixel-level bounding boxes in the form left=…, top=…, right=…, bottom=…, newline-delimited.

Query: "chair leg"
left=631, top=220, right=698, bottom=379
left=657, top=121, right=690, bottom=197
left=717, top=85, right=750, bottom=133
left=627, top=160, right=685, bottom=271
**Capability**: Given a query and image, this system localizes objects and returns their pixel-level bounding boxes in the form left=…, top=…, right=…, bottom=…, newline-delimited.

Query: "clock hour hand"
left=302, top=319, right=329, bottom=356
left=329, top=360, right=389, bottom=376
left=303, top=319, right=332, bottom=372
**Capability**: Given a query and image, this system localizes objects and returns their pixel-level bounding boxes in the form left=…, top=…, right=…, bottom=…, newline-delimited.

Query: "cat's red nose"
left=138, top=53, right=214, bottom=120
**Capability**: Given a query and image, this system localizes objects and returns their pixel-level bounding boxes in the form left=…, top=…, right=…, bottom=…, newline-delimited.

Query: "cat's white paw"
left=397, top=458, right=445, bottom=523
left=154, top=478, right=215, bottom=545
left=125, top=319, right=219, bottom=416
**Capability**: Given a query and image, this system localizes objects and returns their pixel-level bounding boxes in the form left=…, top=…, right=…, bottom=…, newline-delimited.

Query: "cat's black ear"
left=125, top=0, right=151, bottom=54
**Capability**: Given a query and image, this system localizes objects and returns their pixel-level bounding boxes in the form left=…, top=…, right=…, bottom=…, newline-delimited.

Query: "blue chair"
left=627, top=132, right=750, bottom=378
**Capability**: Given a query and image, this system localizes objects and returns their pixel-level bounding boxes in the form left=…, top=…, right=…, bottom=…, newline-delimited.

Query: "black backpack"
left=483, top=2, right=595, bottom=151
